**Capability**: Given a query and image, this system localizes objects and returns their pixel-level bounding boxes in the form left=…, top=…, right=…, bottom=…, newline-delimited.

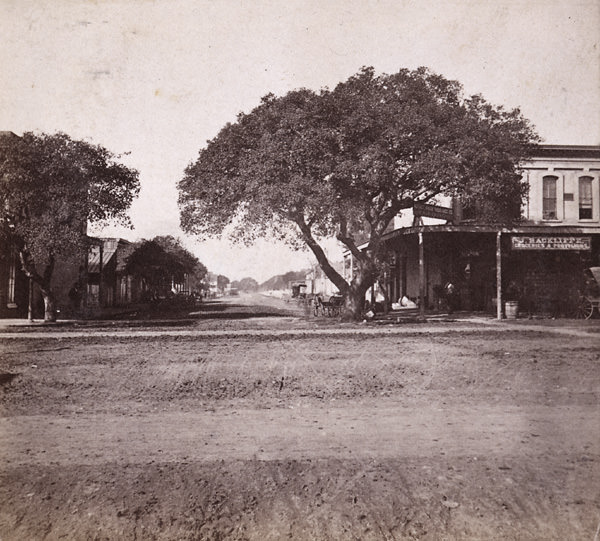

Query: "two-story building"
left=0, top=236, right=145, bottom=319
left=344, top=144, right=600, bottom=318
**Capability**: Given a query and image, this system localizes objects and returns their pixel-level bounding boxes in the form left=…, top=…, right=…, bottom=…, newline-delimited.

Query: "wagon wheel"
left=575, top=296, right=594, bottom=320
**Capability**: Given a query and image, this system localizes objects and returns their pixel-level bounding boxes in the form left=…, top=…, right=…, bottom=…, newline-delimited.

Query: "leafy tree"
left=238, top=277, right=259, bottom=292
left=125, top=236, right=206, bottom=299
left=124, top=240, right=177, bottom=300
left=153, top=235, right=207, bottom=293
left=178, top=67, right=539, bottom=319
left=0, top=132, right=140, bottom=321
left=231, top=277, right=259, bottom=292
left=216, top=274, right=230, bottom=292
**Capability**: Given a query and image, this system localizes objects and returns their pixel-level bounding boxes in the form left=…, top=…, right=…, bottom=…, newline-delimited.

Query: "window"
left=543, top=176, right=557, bottom=220
left=579, top=176, right=593, bottom=220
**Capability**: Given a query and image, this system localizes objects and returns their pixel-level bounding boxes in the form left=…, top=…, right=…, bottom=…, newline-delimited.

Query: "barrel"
left=505, top=301, right=518, bottom=319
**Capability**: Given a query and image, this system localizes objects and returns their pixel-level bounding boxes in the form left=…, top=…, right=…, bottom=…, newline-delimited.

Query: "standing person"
left=444, top=281, right=459, bottom=313
left=68, top=282, right=81, bottom=316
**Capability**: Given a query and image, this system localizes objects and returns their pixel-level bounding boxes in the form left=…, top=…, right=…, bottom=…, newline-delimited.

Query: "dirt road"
left=0, top=297, right=599, bottom=540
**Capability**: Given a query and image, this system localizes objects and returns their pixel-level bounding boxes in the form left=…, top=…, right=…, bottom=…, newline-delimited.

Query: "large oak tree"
left=0, top=132, right=140, bottom=321
left=178, top=67, right=539, bottom=318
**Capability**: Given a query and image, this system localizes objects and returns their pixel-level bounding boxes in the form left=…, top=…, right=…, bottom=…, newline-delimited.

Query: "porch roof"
left=381, top=223, right=600, bottom=241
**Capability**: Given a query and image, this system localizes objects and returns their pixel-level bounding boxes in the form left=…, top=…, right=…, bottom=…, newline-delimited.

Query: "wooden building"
left=345, top=145, right=600, bottom=318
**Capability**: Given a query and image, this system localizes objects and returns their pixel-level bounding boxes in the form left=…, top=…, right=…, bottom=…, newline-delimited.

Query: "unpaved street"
left=0, top=297, right=599, bottom=540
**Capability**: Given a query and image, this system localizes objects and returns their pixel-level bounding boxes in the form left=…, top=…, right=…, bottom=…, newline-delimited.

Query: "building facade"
left=305, top=261, right=344, bottom=298
left=0, top=236, right=143, bottom=319
left=87, top=238, right=143, bottom=311
left=345, top=145, right=600, bottom=318
left=0, top=235, right=29, bottom=318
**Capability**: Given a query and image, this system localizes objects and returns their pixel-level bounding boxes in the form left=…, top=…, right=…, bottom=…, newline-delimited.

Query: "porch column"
left=28, top=277, right=33, bottom=321
left=98, top=242, right=104, bottom=308
left=83, top=245, right=89, bottom=312
left=419, top=232, right=425, bottom=318
left=496, top=231, right=502, bottom=320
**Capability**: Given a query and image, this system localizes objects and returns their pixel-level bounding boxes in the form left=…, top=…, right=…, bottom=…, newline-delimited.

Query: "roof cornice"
left=531, top=144, right=600, bottom=159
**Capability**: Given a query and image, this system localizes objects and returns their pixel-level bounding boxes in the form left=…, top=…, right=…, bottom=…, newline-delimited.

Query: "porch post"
left=496, top=231, right=502, bottom=320
left=28, top=277, right=33, bottom=321
left=83, top=244, right=89, bottom=312
left=98, top=241, right=104, bottom=308
left=419, top=232, right=425, bottom=318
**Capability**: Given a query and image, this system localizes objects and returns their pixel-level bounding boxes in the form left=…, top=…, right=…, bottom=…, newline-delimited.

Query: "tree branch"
left=294, top=217, right=349, bottom=294
left=335, top=231, right=364, bottom=262
left=17, top=244, right=44, bottom=287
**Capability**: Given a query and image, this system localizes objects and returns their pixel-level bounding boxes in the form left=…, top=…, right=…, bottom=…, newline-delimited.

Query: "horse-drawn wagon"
left=575, top=267, right=600, bottom=319
left=313, top=294, right=344, bottom=317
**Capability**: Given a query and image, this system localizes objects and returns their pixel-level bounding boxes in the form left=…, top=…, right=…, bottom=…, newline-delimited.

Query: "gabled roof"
left=87, top=237, right=133, bottom=273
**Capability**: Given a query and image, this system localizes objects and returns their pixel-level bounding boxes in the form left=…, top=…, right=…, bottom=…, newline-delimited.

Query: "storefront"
left=501, top=231, right=597, bottom=317
left=376, top=225, right=599, bottom=318
left=343, top=144, right=600, bottom=318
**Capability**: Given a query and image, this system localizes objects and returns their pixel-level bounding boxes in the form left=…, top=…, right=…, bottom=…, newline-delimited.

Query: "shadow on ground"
left=11, top=299, right=306, bottom=330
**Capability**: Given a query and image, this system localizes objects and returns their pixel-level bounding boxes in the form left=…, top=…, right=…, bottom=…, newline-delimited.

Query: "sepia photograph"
left=1, top=0, right=599, bottom=539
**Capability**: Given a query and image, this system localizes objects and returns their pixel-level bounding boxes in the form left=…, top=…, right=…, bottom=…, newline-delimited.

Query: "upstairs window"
left=579, top=176, right=593, bottom=219
left=542, top=176, right=557, bottom=220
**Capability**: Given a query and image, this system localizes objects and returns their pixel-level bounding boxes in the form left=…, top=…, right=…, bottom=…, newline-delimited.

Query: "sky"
left=2, top=0, right=599, bottom=282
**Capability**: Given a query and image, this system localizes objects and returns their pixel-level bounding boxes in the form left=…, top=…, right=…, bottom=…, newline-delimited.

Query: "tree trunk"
left=17, top=247, right=57, bottom=322
left=294, top=218, right=380, bottom=321
left=41, top=289, right=57, bottom=322
left=342, top=286, right=367, bottom=321
left=339, top=268, right=375, bottom=321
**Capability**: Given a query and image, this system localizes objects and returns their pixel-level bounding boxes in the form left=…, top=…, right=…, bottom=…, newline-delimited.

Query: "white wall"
left=522, top=155, right=600, bottom=225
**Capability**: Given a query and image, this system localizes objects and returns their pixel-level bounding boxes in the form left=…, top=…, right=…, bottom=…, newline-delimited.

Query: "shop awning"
left=381, top=223, right=600, bottom=242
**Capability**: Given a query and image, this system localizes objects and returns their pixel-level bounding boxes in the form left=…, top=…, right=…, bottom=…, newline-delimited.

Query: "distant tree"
left=216, top=274, right=230, bottom=292
left=0, top=132, right=139, bottom=321
left=124, top=241, right=176, bottom=300
left=125, top=236, right=207, bottom=299
left=238, top=277, right=259, bottom=292
left=231, top=277, right=258, bottom=292
left=179, top=67, right=539, bottom=319
left=153, top=235, right=207, bottom=293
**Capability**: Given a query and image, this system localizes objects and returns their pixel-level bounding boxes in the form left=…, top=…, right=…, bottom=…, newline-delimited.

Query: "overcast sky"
left=2, top=0, right=599, bottom=282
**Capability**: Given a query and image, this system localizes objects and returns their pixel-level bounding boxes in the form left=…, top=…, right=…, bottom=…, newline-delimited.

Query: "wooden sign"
left=413, top=202, right=453, bottom=220
left=511, top=236, right=591, bottom=251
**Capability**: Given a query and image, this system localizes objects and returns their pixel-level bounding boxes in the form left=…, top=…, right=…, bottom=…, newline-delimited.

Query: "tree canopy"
left=178, top=67, right=539, bottom=317
left=154, top=235, right=208, bottom=293
left=0, top=131, right=140, bottom=320
left=216, top=274, right=230, bottom=292
left=125, top=236, right=207, bottom=299
left=232, top=277, right=259, bottom=292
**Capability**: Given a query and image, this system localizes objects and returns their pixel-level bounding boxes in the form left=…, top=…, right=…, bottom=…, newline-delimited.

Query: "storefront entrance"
left=379, top=226, right=599, bottom=317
